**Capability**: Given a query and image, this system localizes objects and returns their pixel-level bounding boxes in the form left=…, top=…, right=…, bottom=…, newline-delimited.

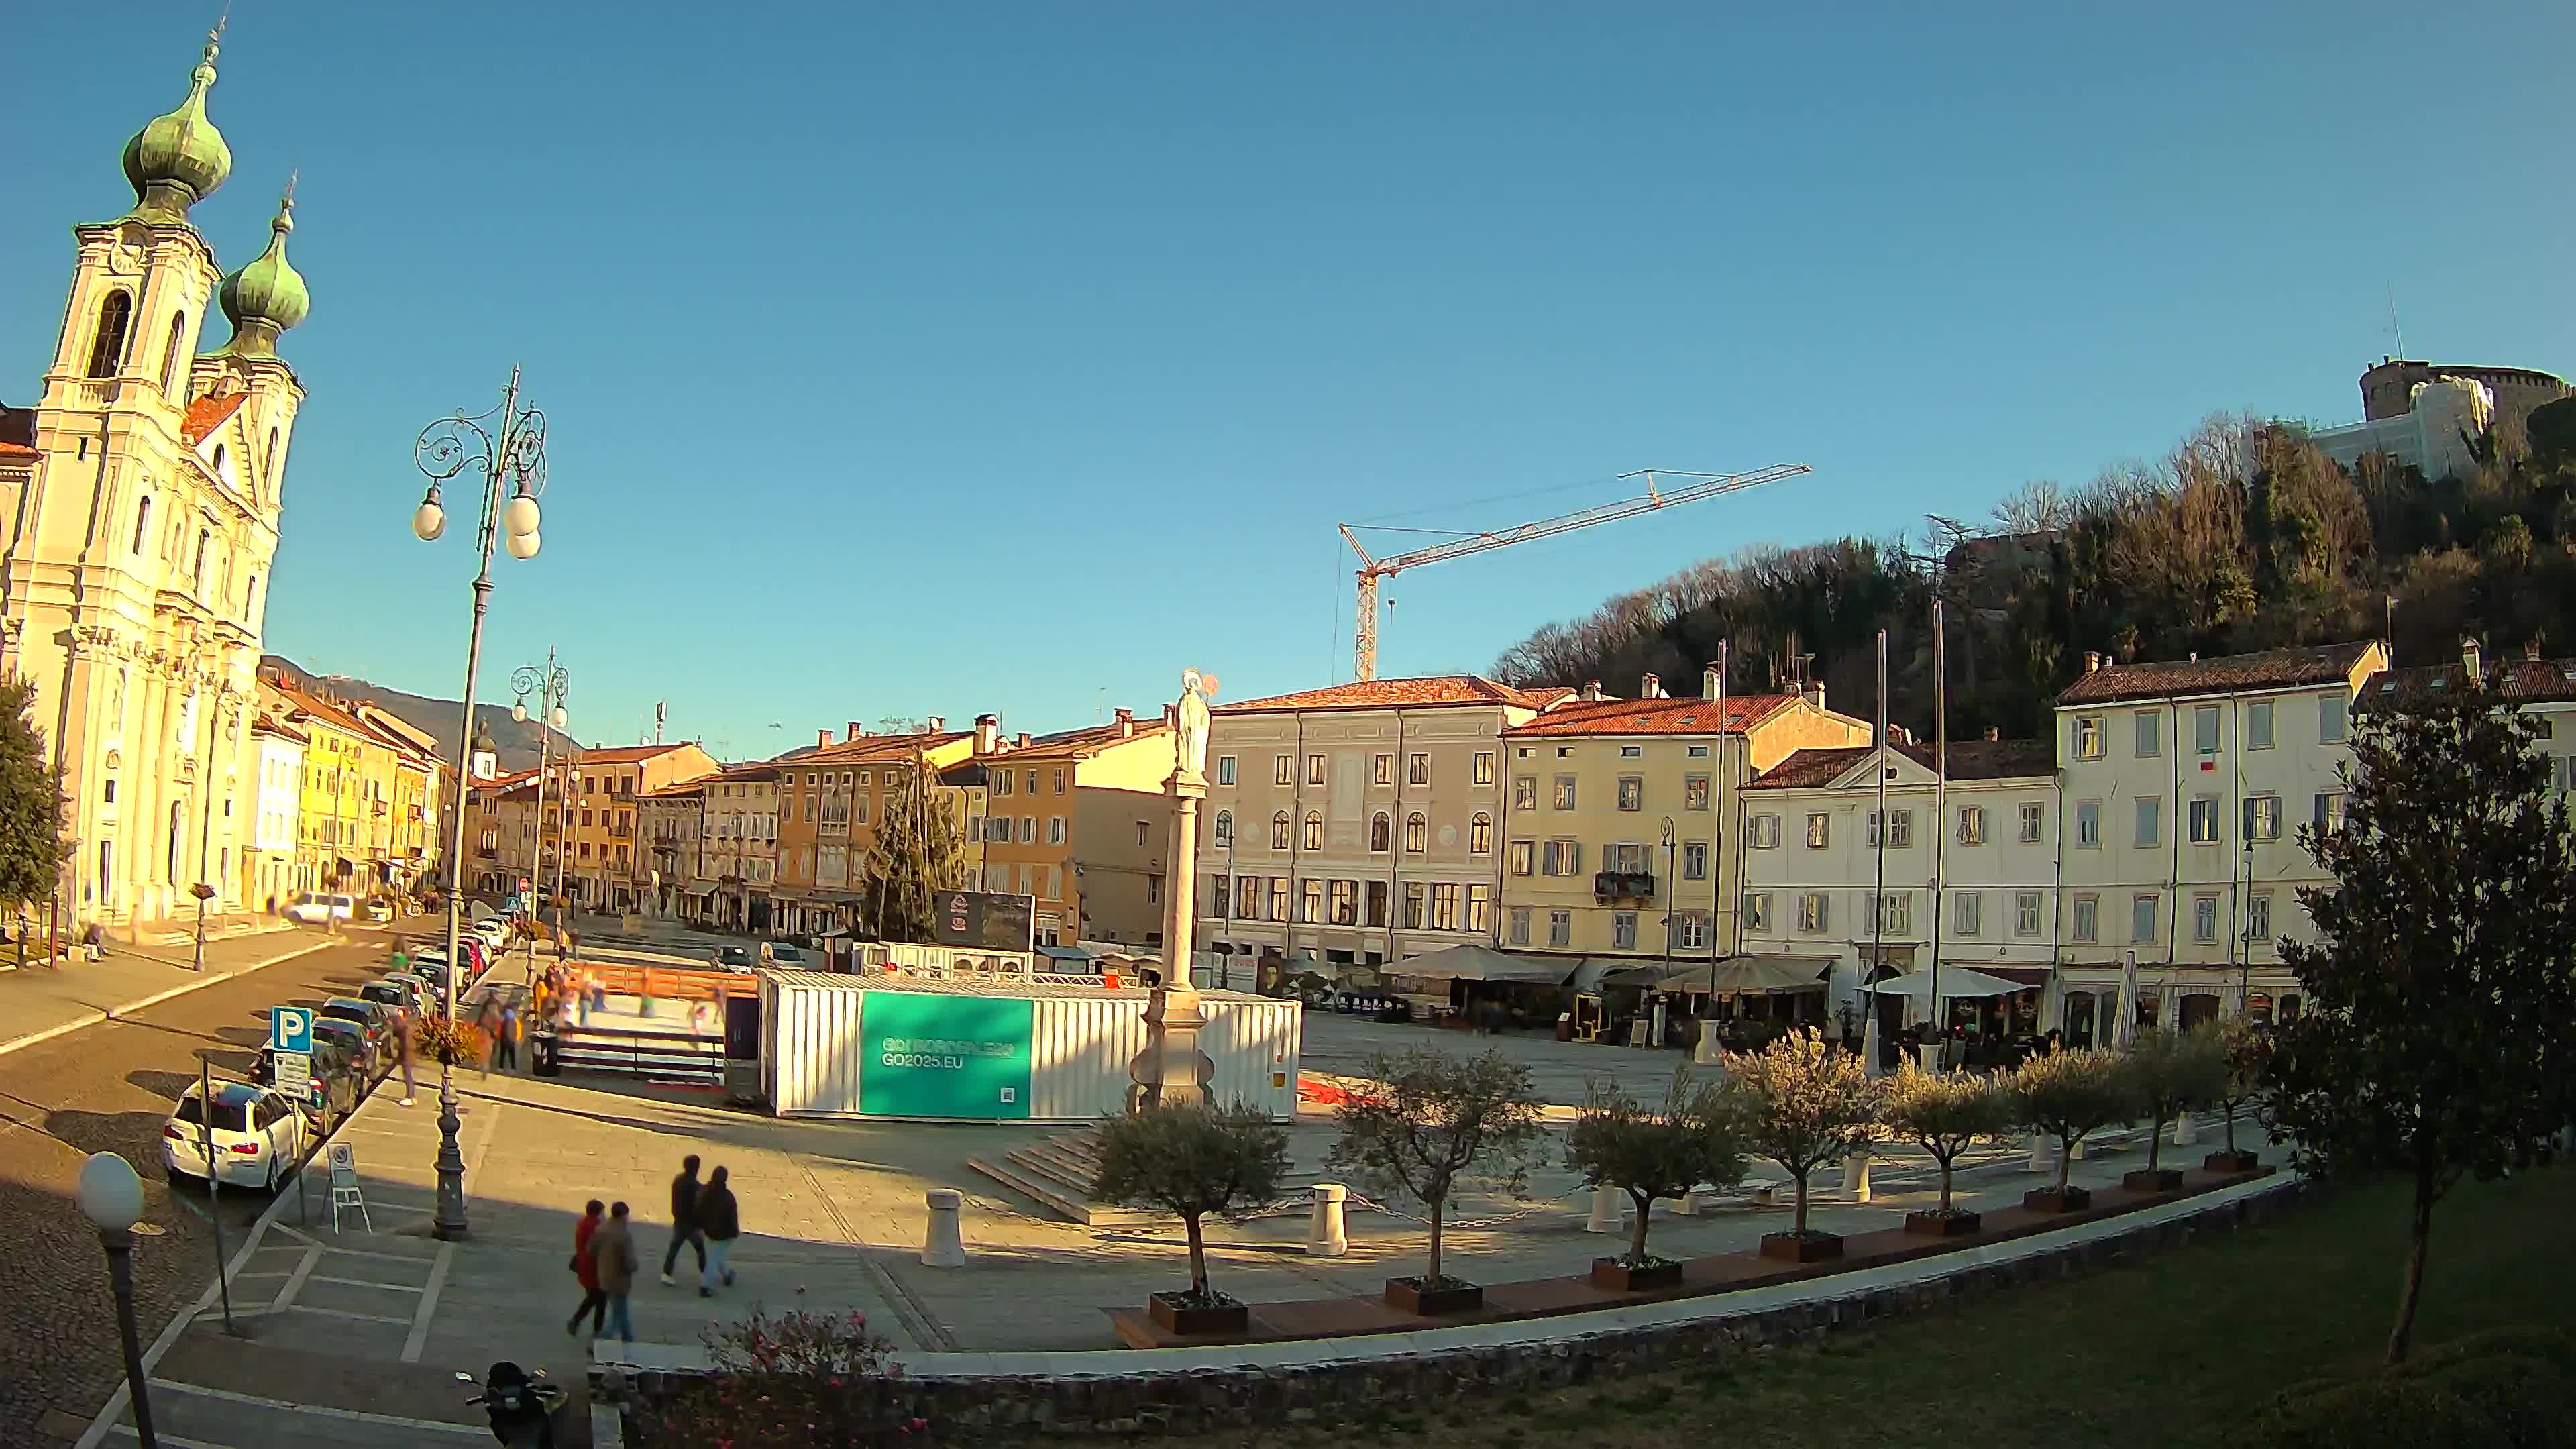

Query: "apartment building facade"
left=639, top=782, right=704, bottom=916
left=2052, top=640, right=2387, bottom=1043
left=1739, top=738, right=2059, bottom=1027
left=1498, top=670, right=1872, bottom=968
left=692, top=763, right=779, bottom=930
left=246, top=712, right=304, bottom=910
left=562, top=742, right=720, bottom=913
left=771, top=724, right=977, bottom=938
left=265, top=681, right=439, bottom=897
left=1193, top=676, right=1567, bottom=968
left=973, top=712, right=1175, bottom=947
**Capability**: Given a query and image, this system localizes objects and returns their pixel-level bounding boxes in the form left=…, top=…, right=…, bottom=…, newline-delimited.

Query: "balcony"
left=1593, top=870, right=1656, bottom=902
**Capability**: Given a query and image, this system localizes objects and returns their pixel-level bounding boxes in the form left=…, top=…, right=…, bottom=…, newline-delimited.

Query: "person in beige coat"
left=587, top=1200, right=639, bottom=1342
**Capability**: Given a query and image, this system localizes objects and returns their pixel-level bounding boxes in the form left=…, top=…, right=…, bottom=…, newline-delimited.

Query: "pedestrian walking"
left=496, top=1000, right=521, bottom=1072
left=659, top=1155, right=705, bottom=1284
left=698, top=1165, right=741, bottom=1297
left=395, top=1006, right=417, bottom=1107
left=589, top=1201, right=639, bottom=1344
left=565, top=1199, right=608, bottom=1337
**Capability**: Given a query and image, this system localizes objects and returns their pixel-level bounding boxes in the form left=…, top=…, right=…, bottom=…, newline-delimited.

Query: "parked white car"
left=163, top=1081, right=310, bottom=1191
left=285, top=892, right=354, bottom=926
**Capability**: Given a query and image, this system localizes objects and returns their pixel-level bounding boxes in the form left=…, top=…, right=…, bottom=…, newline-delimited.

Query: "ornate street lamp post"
left=512, top=653, right=571, bottom=967
left=412, top=368, right=547, bottom=1240
left=78, top=1151, right=159, bottom=1449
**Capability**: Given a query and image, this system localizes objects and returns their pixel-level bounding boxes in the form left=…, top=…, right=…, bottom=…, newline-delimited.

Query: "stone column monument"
left=1128, top=669, right=1218, bottom=1111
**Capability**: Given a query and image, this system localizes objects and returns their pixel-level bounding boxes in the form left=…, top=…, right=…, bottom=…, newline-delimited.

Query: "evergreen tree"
left=858, top=754, right=967, bottom=943
left=2269, top=686, right=2576, bottom=1366
left=0, top=676, right=71, bottom=916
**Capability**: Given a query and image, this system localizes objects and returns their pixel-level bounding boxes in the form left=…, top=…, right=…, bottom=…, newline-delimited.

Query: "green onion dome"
left=121, top=31, right=231, bottom=225
left=217, top=188, right=310, bottom=358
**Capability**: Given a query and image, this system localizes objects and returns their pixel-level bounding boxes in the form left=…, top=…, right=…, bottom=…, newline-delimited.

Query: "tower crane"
left=1339, top=464, right=1810, bottom=681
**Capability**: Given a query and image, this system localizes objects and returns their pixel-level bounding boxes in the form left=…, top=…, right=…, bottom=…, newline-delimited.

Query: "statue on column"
left=1174, top=669, right=1216, bottom=783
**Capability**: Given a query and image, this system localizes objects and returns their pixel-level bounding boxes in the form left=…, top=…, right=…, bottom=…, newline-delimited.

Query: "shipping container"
left=858, top=941, right=1042, bottom=978
left=758, top=971, right=1301, bottom=1122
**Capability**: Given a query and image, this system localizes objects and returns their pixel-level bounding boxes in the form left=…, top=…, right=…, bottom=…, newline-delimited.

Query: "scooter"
left=458, top=1362, right=567, bottom=1448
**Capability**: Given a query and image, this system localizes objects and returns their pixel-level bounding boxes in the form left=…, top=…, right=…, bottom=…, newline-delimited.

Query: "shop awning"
left=1389, top=943, right=1576, bottom=985
left=1868, top=965, right=2027, bottom=1000
left=1619, top=954, right=1833, bottom=994
left=1955, top=964, right=2051, bottom=987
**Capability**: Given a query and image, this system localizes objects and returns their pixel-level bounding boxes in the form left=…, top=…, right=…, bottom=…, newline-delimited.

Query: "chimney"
left=1015, top=732, right=1031, bottom=749
left=816, top=728, right=832, bottom=749
left=1580, top=680, right=1603, bottom=702
left=974, top=714, right=999, bottom=755
left=1116, top=707, right=1135, bottom=738
left=1984, top=726, right=2000, bottom=741
left=846, top=721, right=864, bottom=742
left=1640, top=672, right=1660, bottom=700
left=1802, top=683, right=1825, bottom=711
left=2461, top=635, right=2483, bottom=681
left=926, top=716, right=945, bottom=733
left=1702, top=664, right=1722, bottom=701
left=2083, top=651, right=2102, bottom=675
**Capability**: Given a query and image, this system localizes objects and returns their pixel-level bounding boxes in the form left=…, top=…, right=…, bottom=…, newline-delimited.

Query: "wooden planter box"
left=2023, top=1185, right=2092, bottom=1214
left=1384, top=1278, right=1483, bottom=1316
left=1146, top=1293, right=1248, bottom=1338
left=1758, top=1231, right=1845, bottom=1263
left=1590, top=1257, right=1685, bottom=1292
left=2203, top=1149, right=2261, bottom=1175
left=2122, top=1168, right=2185, bottom=1193
left=1903, top=1210, right=1983, bottom=1237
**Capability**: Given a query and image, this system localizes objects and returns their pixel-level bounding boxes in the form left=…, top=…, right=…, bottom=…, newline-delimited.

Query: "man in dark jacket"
left=659, top=1154, right=704, bottom=1285
left=698, top=1164, right=741, bottom=1297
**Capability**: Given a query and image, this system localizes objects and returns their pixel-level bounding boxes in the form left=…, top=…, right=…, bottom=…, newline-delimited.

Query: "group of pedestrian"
left=565, top=1154, right=743, bottom=1342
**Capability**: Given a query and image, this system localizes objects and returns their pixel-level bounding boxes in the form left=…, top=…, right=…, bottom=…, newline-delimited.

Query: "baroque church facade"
left=0, top=29, right=311, bottom=928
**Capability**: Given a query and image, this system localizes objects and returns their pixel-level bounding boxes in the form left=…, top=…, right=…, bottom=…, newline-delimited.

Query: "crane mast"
left=1342, top=464, right=1810, bottom=681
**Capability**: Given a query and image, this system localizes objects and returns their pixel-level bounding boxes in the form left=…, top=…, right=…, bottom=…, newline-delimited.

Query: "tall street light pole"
left=513, top=652, right=570, bottom=967
left=412, top=367, right=548, bottom=1242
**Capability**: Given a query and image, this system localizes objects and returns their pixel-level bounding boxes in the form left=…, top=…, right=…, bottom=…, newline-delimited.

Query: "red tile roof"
left=781, top=731, right=970, bottom=767
left=2055, top=641, right=2379, bottom=707
left=180, top=393, right=246, bottom=447
left=572, top=741, right=706, bottom=766
left=1503, top=694, right=1797, bottom=738
left=1750, top=739, right=2055, bottom=790
left=2363, top=656, right=2576, bottom=708
left=1001, top=719, right=1173, bottom=762
left=1217, top=676, right=1564, bottom=714
left=0, top=441, right=38, bottom=462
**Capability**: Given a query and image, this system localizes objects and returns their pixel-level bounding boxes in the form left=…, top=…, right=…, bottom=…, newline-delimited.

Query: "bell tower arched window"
left=87, top=291, right=134, bottom=378
left=131, top=496, right=153, bottom=555
left=159, top=311, right=187, bottom=396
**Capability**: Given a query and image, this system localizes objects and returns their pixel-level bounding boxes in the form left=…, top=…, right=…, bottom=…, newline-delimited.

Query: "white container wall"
left=759, top=971, right=1300, bottom=1122
left=859, top=941, right=1041, bottom=978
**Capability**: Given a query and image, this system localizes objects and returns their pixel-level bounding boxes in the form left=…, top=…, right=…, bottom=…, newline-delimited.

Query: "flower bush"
left=411, top=1014, right=483, bottom=1069
left=641, top=1306, right=930, bottom=1447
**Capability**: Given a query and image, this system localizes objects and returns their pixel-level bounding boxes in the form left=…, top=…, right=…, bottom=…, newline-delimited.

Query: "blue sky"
left=5, top=3, right=2569, bottom=759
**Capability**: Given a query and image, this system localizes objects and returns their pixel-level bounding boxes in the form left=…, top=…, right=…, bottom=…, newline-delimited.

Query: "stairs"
left=969, top=1126, right=1326, bottom=1226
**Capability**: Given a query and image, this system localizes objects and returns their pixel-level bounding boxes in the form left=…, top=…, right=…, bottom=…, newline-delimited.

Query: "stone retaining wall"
left=598, top=1177, right=2310, bottom=1439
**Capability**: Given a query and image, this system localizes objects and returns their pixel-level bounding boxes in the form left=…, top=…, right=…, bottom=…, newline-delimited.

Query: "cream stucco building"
left=0, top=32, right=311, bottom=927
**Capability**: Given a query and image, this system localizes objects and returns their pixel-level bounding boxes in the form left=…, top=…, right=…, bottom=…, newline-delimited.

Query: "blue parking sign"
left=270, top=1006, right=314, bottom=1055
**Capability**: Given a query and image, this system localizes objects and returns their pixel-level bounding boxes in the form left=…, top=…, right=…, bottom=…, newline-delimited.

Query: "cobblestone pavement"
left=0, top=933, right=412, bottom=1438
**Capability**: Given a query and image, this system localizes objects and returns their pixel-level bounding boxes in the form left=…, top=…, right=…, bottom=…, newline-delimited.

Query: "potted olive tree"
left=1885, top=1063, right=2012, bottom=1236
left=2117, top=1026, right=2227, bottom=1193
left=1724, top=1028, right=1885, bottom=1263
left=2009, top=1045, right=2132, bottom=1212
left=1093, top=1101, right=1292, bottom=1336
left=1328, top=1047, right=1543, bottom=1315
left=2202, top=1018, right=2268, bottom=1175
left=1564, top=1068, right=1750, bottom=1291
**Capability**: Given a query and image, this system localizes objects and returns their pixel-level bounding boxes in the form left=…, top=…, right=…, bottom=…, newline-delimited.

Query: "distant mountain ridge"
left=259, top=655, right=576, bottom=773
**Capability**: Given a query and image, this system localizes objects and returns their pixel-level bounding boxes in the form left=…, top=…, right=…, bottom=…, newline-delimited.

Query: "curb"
left=0, top=938, right=340, bottom=1061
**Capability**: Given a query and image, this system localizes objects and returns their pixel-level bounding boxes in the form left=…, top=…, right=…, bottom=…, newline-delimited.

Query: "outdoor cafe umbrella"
left=2114, top=951, right=2141, bottom=1050
left=1861, top=1010, right=1884, bottom=1079
left=1865, top=965, right=2027, bottom=1002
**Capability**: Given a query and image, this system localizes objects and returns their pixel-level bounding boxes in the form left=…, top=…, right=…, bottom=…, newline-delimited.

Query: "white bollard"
left=2171, top=1112, right=2197, bottom=1147
left=921, top=1188, right=965, bottom=1268
left=1841, top=1155, right=1872, bottom=1203
left=1585, top=1185, right=1625, bottom=1234
left=2070, top=1137, right=2087, bottom=1160
left=2027, top=1133, right=2055, bottom=1173
left=1305, top=1183, right=1349, bottom=1257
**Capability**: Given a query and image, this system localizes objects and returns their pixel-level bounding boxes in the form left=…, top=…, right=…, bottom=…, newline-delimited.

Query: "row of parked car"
left=160, top=914, right=514, bottom=1192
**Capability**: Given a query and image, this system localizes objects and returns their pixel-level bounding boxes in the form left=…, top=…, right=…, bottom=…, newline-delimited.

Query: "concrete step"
left=965, top=1153, right=1167, bottom=1227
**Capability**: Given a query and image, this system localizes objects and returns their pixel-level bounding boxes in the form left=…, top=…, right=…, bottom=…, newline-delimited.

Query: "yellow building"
left=974, top=710, right=1176, bottom=948
left=562, top=741, right=721, bottom=914
left=1497, top=669, right=1872, bottom=966
left=772, top=722, right=980, bottom=937
left=263, top=680, right=440, bottom=898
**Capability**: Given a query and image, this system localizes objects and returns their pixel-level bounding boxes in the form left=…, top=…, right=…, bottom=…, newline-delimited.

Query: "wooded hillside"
left=1492, top=401, right=2576, bottom=742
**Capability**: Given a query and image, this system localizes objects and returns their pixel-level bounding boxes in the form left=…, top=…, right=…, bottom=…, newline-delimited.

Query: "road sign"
left=270, top=1006, right=314, bottom=1055
left=327, top=1142, right=358, bottom=1188
left=274, top=1053, right=311, bottom=1095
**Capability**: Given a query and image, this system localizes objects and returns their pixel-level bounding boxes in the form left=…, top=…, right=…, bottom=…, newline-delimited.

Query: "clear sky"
left=5, top=3, right=2569, bottom=759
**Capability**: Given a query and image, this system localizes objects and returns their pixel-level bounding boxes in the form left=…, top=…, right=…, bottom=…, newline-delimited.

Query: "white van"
left=286, top=892, right=354, bottom=925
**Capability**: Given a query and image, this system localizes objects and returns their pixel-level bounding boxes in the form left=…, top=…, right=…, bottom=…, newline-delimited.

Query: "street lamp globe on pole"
left=78, top=1151, right=158, bottom=1449
left=511, top=653, right=572, bottom=959
left=413, top=368, right=548, bottom=1241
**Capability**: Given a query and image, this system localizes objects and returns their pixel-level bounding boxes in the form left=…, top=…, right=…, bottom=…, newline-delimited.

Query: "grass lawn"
left=1148, top=1166, right=2575, bottom=1449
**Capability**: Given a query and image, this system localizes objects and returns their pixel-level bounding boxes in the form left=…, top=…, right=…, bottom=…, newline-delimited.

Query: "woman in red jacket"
left=565, top=1199, right=607, bottom=1338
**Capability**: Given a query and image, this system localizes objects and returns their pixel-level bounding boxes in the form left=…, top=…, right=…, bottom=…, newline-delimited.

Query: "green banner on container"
left=859, top=992, right=1035, bottom=1120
